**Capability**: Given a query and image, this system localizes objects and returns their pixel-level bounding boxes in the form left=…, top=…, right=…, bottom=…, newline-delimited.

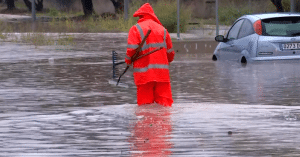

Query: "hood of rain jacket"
left=133, top=3, right=163, bottom=26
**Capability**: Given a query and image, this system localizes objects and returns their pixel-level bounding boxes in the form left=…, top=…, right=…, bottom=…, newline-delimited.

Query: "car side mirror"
left=215, top=35, right=227, bottom=42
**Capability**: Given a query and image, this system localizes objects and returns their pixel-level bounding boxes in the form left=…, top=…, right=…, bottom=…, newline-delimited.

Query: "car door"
left=218, top=19, right=244, bottom=60
left=230, top=19, right=256, bottom=61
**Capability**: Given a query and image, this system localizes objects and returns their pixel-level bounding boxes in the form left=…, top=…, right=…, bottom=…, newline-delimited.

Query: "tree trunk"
left=271, top=0, right=284, bottom=12
left=23, top=0, right=31, bottom=10
left=110, top=0, right=124, bottom=14
left=23, top=0, right=43, bottom=11
left=36, top=0, right=43, bottom=11
left=81, top=0, right=94, bottom=16
left=6, top=0, right=15, bottom=10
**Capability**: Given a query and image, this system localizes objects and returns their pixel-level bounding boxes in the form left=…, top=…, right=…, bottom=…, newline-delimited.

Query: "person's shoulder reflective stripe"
left=135, top=24, right=144, bottom=41
left=133, top=64, right=169, bottom=73
left=127, top=44, right=139, bottom=49
left=167, top=48, right=174, bottom=53
left=135, top=23, right=167, bottom=51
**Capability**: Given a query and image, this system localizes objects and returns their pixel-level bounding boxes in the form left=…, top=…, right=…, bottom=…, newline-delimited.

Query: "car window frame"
left=237, top=19, right=255, bottom=39
left=226, top=19, right=245, bottom=41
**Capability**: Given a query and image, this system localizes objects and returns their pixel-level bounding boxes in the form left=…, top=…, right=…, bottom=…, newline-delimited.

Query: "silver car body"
left=213, top=13, right=300, bottom=62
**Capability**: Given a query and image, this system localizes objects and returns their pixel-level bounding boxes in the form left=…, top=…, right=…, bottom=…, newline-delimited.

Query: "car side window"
left=227, top=19, right=244, bottom=40
left=238, top=19, right=255, bottom=39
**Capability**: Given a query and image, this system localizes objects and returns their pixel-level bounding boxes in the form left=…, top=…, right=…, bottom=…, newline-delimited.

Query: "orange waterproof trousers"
left=137, top=81, right=173, bottom=107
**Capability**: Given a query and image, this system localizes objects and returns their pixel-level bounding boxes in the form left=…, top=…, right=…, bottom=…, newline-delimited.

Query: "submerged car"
left=213, top=13, right=300, bottom=63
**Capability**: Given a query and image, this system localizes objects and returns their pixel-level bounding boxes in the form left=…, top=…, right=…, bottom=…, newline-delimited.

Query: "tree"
left=271, top=0, right=300, bottom=12
left=110, top=0, right=124, bottom=14
left=23, top=0, right=43, bottom=11
left=6, top=0, right=15, bottom=10
left=81, top=0, right=94, bottom=16
left=271, top=0, right=284, bottom=12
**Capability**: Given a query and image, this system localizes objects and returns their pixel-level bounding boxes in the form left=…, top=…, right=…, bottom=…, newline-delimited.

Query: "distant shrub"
left=281, top=0, right=291, bottom=11
left=113, top=0, right=192, bottom=33
left=219, top=2, right=253, bottom=25
left=153, top=0, right=192, bottom=33
left=48, top=8, right=59, bottom=17
left=266, top=0, right=292, bottom=12
left=20, top=33, right=54, bottom=46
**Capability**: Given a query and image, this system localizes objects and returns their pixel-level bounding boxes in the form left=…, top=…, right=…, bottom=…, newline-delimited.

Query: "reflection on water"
left=170, top=53, right=300, bottom=106
left=213, top=60, right=300, bottom=105
left=129, top=104, right=173, bottom=156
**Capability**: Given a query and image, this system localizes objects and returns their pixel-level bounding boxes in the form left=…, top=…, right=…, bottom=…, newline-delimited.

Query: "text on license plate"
left=283, top=43, right=300, bottom=50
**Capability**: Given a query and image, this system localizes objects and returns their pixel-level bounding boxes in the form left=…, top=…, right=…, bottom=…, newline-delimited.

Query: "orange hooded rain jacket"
left=125, top=3, right=175, bottom=85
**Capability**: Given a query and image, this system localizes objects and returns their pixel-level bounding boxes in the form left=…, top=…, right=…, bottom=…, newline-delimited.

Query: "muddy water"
left=1, top=35, right=300, bottom=156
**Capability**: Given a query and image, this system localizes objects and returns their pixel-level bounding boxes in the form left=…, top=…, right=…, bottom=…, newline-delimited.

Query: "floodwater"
left=1, top=34, right=300, bottom=156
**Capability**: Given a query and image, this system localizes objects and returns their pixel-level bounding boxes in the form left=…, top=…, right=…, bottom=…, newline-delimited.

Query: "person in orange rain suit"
left=125, top=3, right=175, bottom=107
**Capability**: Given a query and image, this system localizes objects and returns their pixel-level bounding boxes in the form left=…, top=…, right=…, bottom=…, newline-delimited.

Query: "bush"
left=48, top=8, right=59, bottom=17
left=266, top=0, right=292, bottom=12
left=281, top=0, right=291, bottom=11
left=153, top=0, right=192, bottom=33
left=95, top=0, right=141, bottom=32
left=121, top=0, right=192, bottom=33
left=20, top=33, right=54, bottom=46
left=219, top=2, right=253, bottom=25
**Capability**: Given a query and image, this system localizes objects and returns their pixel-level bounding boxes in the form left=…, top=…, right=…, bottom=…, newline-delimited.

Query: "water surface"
left=1, top=35, right=300, bottom=156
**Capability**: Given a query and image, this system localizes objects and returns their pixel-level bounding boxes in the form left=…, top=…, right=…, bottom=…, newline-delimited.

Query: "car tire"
left=241, top=56, right=247, bottom=64
left=212, top=55, right=217, bottom=61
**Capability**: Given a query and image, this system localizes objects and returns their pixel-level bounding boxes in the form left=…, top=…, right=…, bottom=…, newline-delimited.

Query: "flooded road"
left=1, top=36, right=300, bottom=156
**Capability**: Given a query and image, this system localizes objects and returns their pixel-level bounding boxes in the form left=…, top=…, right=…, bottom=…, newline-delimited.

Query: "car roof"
left=237, top=13, right=300, bottom=23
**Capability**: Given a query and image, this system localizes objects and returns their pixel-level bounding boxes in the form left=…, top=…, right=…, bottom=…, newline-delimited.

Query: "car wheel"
left=212, top=55, right=217, bottom=61
left=241, top=56, right=247, bottom=64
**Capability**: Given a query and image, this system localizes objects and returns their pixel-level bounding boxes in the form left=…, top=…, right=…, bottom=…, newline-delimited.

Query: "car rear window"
left=262, top=16, right=300, bottom=37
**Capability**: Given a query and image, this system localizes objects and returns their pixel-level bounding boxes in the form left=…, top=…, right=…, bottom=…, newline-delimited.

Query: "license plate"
left=283, top=43, right=300, bottom=50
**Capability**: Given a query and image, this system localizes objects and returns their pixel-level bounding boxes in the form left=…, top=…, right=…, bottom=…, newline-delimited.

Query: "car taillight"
left=253, top=20, right=262, bottom=35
